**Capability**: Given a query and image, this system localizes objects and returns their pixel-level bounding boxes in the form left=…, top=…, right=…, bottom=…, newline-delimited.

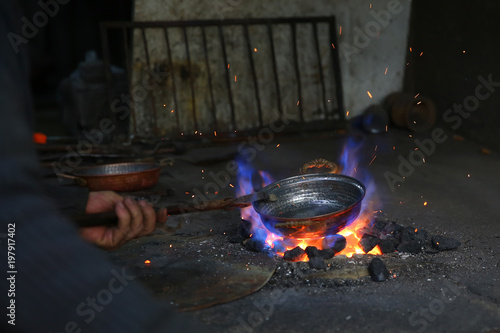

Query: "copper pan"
left=57, top=159, right=173, bottom=192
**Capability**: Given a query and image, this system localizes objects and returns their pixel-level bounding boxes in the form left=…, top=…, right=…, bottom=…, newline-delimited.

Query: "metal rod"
left=218, top=25, right=236, bottom=132
left=102, top=17, right=341, bottom=29
left=267, top=23, right=282, bottom=116
left=141, top=28, right=159, bottom=135
left=243, top=24, right=263, bottom=127
left=201, top=26, right=218, bottom=131
left=313, top=22, right=328, bottom=120
left=122, top=27, right=137, bottom=136
left=291, top=23, right=304, bottom=124
left=163, top=27, right=180, bottom=133
left=182, top=27, right=199, bottom=133
left=329, top=17, right=345, bottom=121
left=100, top=24, right=125, bottom=140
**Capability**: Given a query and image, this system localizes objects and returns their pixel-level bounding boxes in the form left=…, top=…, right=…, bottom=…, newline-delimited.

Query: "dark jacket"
left=0, top=2, right=198, bottom=332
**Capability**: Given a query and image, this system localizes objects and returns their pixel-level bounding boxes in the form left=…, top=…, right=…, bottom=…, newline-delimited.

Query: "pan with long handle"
left=73, top=159, right=366, bottom=238
left=72, top=192, right=276, bottom=228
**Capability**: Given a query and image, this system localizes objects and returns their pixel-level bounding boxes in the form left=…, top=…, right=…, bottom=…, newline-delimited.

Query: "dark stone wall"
left=404, top=0, right=500, bottom=150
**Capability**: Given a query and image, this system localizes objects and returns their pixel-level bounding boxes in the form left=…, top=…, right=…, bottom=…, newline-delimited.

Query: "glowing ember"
left=144, top=260, right=151, bottom=264
left=236, top=137, right=382, bottom=260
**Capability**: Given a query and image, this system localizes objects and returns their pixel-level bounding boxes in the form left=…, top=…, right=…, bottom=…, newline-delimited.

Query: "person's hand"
left=79, top=191, right=167, bottom=249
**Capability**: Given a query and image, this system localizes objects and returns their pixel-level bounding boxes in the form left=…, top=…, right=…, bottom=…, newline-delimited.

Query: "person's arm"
left=0, top=1, right=202, bottom=332
left=41, top=180, right=90, bottom=216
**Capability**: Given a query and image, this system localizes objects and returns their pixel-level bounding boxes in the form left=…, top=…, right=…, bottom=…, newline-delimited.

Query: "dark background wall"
left=404, top=0, right=500, bottom=150
left=18, top=0, right=132, bottom=107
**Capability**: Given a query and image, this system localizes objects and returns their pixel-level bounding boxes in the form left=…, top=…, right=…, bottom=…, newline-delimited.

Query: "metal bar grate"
left=101, top=16, right=345, bottom=140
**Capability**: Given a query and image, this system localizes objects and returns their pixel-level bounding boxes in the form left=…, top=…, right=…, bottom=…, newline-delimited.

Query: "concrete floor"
left=109, top=127, right=500, bottom=333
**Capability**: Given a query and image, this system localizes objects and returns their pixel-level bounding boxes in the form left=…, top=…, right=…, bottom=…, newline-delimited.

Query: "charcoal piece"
left=401, top=227, right=428, bottom=243
left=238, top=219, right=253, bottom=239
left=381, top=222, right=404, bottom=238
left=283, top=246, right=306, bottom=262
left=397, top=240, right=423, bottom=254
left=318, top=248, right=336, bottom=260
left=305, top=246, right=321, bottom=258
left=244, top=238, right=266, bottom=253
left=379, top=236, right=399, bottom=254
left=372, top=219, right=387, bottom=232
left=359, top=234, right=380, bottom=253
left=308, top=256, right=327, bottom=270
left=322, top=234, right=347, bottom=253
left=356, top=226, right=380, bottom=239
left=368, top=258, right=390, bottom=282
left=431, top=236, right=461, bottom=251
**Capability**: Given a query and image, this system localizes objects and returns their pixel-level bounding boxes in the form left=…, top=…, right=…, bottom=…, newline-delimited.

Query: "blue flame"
left=338, top=136, right=378, bottom=228
left=236, top=158, right=276, bottom=251
left=339, top=137, right=362, bottom=178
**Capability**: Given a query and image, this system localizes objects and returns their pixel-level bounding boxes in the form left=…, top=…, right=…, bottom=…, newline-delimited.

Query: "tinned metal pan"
left=253, top=173, right=365, bottom=238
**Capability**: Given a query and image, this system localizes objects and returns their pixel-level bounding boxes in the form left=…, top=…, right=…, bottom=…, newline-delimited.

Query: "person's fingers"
left=103, top=191, right=124, bottom=205
left=137, top=200, right=156, bottom=236
left=86, top=191, right=124, bottom=214
left=156, top=207, right=168, bottom=224
left=113, top=200, right=132, bottom=246
left=122, top=197, right=143, bottom=240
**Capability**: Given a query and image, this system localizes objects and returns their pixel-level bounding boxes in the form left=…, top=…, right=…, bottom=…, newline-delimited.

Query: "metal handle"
left=158, top=157, right=175, bottom=167
left=300, top=158, right=338, bottom=174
